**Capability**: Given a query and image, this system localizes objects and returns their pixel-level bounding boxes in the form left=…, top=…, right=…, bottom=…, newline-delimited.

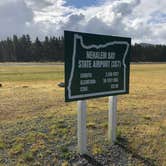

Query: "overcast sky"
left=0, top=0, right=166, bottom=44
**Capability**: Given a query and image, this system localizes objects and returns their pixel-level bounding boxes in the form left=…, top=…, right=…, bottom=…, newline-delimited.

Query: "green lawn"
left=0, top=63, right=166, bottom=165
left=0, top=63, right=64, bottom=82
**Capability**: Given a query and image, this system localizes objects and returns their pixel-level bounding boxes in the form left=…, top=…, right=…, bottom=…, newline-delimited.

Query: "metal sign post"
left=64, top=31, right=131, bottom=154
left=108, top=96, right=117, bottom=144
left=77, top=100, right=87, bottom=154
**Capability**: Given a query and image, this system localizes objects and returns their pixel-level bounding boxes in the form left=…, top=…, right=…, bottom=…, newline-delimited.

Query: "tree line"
left=0, top=35, right=64, bottom=62
left=131, top=43, right=166, bottom=62
left=0, top=35, right=165, bottom=62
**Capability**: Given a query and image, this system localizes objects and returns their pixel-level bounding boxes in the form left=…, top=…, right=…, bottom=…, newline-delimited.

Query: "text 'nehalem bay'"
left=78, top=51, right=121, bottom=68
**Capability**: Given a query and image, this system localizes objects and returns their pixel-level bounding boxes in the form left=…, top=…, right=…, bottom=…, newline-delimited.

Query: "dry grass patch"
left=0, top=63, right=166, bottom=165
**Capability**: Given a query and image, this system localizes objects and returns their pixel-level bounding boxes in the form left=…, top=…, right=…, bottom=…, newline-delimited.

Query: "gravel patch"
left=69, top=144, right=154, bottom=166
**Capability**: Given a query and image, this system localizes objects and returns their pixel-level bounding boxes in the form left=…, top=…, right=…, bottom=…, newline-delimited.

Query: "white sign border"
left=67, top=34, right=129, bottom=99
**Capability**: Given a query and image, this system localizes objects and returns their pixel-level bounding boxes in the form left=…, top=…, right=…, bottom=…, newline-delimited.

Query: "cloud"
left=26, top=0, right=53, bottom=10
left=149, top=11, right=166, bottom=24
left=62, top=14, right=85, bottom=32
left=60, top=0, right=141, bottom=39
left=112, top=0, right=140, bottom=16
left=0, top=0, right=35, bottom=39
left=0, top=0, right=33, bottom=24
left=0, top=0, right=165, bottom=44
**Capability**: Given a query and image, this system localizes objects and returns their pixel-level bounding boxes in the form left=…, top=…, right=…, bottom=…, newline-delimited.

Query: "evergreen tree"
left=32, top=37, right=43, bottom=61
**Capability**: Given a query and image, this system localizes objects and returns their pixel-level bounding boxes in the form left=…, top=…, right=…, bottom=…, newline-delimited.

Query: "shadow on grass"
left=70, top=137, right=156, bottom=166
left=116, top=137, right=156, bottom=166
left=69, top=153, right=103, bottom=166
left=81, top=154, right=103, bottom=166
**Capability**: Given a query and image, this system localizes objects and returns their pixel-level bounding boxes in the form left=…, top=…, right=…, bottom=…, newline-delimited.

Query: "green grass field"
left=0, top=63, right=166, bottom=166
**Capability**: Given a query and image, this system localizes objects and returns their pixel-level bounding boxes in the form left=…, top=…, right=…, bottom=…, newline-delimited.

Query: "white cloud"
left=25, top=0, right=53, bottom=9
left=0, top=0, right=34, bottom=39
left=0, top=0, right=165, bottom=44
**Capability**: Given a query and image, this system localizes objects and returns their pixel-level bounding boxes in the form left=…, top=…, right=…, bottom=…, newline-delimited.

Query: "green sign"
left=65, top=31, right=131, bottom=102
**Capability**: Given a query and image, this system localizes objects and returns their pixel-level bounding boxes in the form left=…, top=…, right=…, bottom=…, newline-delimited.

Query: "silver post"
left=108, top=96, right=117, bottom=144
left=77, top=100, right=87, bottom=154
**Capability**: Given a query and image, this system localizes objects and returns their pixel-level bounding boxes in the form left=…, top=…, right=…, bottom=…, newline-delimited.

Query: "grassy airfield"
left=0, top=63, right=166, bottom=165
